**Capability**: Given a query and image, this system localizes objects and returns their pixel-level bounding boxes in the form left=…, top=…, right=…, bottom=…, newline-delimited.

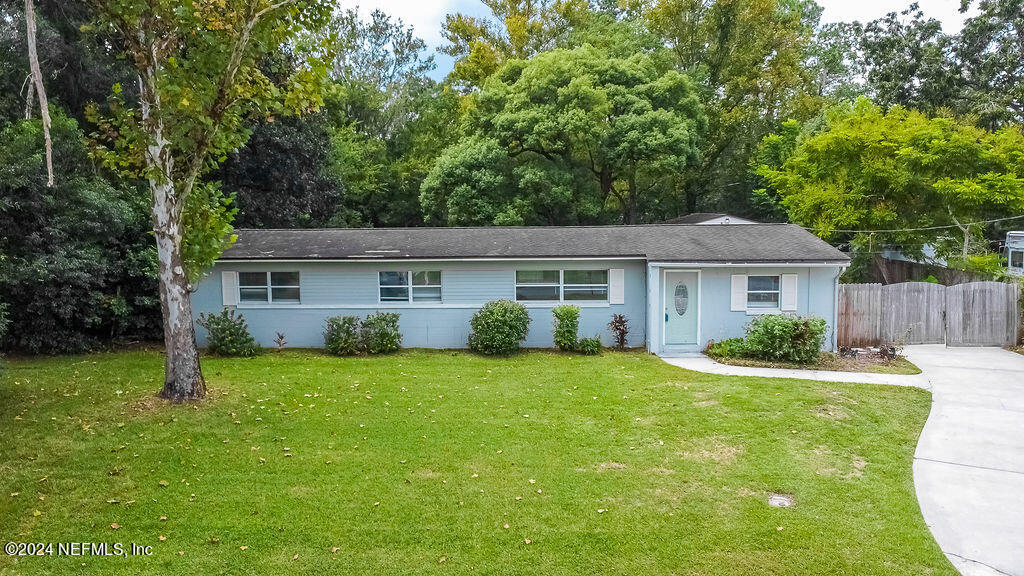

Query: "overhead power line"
left=801, top=214, right=1024, bottom=234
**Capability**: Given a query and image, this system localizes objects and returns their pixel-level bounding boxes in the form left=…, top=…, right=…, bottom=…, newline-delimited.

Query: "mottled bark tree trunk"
left=140, top=62, right=205, bottom=402
left=153, top=187, right=205, bottom=402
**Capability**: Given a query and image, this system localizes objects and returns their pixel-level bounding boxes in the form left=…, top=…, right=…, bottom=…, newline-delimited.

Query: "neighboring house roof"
left=661, top=212, right=756, bottom=225
left=220, top=224, right=849, bottom=264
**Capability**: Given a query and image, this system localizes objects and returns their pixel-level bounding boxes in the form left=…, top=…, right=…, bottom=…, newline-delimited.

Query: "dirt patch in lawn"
left=814, top=403, right=852, bottom=420
left=709, top=353, right=921, bottom=375
left=680, top=437, right=745, bottom=465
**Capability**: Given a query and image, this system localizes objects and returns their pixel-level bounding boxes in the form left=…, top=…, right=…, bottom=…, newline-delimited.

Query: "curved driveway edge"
left=663, top=347, right=1024, bottom=576
left=905, top=345, right=1024, bottom=576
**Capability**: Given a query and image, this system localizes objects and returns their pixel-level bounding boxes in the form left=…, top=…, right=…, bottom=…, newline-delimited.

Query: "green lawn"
left=0, top=350, right=952, bottom=575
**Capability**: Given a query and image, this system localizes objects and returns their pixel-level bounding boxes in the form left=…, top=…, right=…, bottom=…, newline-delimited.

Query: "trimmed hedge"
left=468, top=300, right=531, bottom=355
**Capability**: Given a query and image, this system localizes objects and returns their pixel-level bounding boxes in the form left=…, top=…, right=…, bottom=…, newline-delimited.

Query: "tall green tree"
left=859, top=3, right=964, bottom=114
left=957, top=0, right=1024, bottom=129
left=755, top=98, right=1024, bottom=262
left=631, top=0, right=822, bottom=214
left=304, top=8, right=460, bottom=227
left=86, top=0, right=332, bottom=401
left=422, top=46, right=706, bottom=225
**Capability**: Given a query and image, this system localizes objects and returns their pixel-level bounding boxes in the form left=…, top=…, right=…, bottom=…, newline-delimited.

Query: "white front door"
left=664, top=271, right=698, bottom=346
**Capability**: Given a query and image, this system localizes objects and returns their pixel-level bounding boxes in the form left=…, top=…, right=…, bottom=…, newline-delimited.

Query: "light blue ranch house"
left=191, top=222, right=849, bottom=355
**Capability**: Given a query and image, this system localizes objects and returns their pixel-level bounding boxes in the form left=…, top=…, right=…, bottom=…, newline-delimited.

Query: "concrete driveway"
left=905, top=345, right=1024, bottom=576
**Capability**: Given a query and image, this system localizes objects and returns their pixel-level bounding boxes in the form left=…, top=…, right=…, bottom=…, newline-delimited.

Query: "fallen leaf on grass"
left=110, top=523, right=119, bottom=530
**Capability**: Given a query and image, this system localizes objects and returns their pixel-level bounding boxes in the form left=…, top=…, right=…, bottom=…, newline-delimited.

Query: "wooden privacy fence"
left=838, top=281, right=1020, bottom=347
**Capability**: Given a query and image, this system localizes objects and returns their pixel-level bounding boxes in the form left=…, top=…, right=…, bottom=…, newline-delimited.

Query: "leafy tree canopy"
left=422, top=45, right=706, bottom=225
left=755, top=98, right=1024, bottom=261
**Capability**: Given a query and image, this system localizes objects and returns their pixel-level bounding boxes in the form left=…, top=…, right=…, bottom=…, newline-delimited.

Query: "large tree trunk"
left=154, top=206, right=206, bottom=402
left=140, top=66, right=206, bottom=402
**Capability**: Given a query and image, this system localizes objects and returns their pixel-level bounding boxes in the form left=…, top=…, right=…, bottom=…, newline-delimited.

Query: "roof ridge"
left=234, top=223, right=796, bottom=232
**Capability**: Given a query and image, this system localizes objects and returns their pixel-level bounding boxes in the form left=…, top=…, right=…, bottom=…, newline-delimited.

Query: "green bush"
left=360, top=312, right=402, bottom=354
left=577, top=336, right=602, bottom=355
left=704, top=337, right=747, bottom=360
left=324, top=316, right=361, bottom=355
left=742, top=314, right=827, bottom=364
left=468, top=300, right=531, bottom=355
left=197, top=308, right=261, bottom=357
left=552, top=305, right=581, bottom=351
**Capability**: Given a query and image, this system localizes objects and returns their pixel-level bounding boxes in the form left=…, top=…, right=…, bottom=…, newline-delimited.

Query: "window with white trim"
left=514, top=270, right=609, bottom=302
left=238, top=271, right=300, bottom=303
left=379, top=271, right=442, bottom=303
left=746, top=275, right=780, bottom=309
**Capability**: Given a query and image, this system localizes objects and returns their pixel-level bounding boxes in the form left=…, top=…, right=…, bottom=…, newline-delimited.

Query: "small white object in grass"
left=768, top=493, right=794, bottom=508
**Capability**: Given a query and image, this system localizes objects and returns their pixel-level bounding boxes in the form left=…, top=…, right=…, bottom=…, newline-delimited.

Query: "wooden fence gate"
left=838, top=281, right=1020, bottom=347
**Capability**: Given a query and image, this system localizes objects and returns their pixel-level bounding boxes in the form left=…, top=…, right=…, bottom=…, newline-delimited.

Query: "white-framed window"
left=746, top=275, right=780, bottom=309
left=563, top=270, right=609, bottom=301
left=238, top=271, right=300, bottom=303
left=379, top=270, right=442, bottom=303
left=514, top=270, right=609, bottom=302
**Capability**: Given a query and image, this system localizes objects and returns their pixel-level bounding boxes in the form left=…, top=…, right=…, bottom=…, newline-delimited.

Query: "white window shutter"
left=609, top=269, right=625, bottom=304
left=730, top=274, right=747, bottom=311
left=781, top=273, right=798, bottom=311
left=222, top=271, right=238, bottom=306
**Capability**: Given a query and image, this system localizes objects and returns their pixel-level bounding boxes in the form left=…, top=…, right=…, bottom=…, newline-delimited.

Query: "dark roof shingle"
left=220, top=224, right=848, bottom=264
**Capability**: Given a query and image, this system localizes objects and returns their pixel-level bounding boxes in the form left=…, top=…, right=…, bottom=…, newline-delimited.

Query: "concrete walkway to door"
left=906, top=345, right=1024, bottom=576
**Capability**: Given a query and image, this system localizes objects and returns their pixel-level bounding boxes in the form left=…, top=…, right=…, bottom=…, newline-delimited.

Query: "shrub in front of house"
left=704, top=337, right=747, bottom=360
left=324, top=316, right=361, bottom=356
left=468, top=300, right=531, bottom=355
left=552, top=305, right=580, bottom=351
left=742, top=314, right=828, bottom=364
left=360, top=312, right=402, bottom=354
left=197, top=308, right=262, bottom=357
left=608, top=313, right=629, bottom=349
left=577, top=336, right=602, bottom=355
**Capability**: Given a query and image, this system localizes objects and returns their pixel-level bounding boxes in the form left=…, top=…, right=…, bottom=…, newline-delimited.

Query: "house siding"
left=647, top=264, right=844, bottom=354
left=192, top=260, right=648, bottom=349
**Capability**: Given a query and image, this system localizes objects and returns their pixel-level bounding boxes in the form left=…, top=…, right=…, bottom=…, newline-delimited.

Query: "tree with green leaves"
left=957, top=0, right=1024, bottom=129
left=859, top=3, right=964, bottom=115
left=755, top=98, right=1024, bottom=267
left=85, top=0, right=332, bottom=401
left=308, top=9, right=460, bottom=227
left=423, top=46, right=706, bottom=225
left=630, top=0, right=822, bottom=215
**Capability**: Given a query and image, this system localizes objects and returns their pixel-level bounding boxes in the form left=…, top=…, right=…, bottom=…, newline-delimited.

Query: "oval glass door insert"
left=674, top=284, right=689, bottom=316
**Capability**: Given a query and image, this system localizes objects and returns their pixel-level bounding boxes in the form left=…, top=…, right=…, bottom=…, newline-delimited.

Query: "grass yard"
left=0, top=350, right=952, bottom=575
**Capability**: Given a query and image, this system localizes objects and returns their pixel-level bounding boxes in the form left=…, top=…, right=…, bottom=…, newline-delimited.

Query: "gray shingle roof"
left=661, top=212, right=755, bottom=224
left=220, top=224, right=848, bottom=264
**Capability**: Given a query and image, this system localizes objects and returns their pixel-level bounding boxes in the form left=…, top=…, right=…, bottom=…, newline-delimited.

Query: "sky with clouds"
left=338, top=0, right=975, bottom=81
